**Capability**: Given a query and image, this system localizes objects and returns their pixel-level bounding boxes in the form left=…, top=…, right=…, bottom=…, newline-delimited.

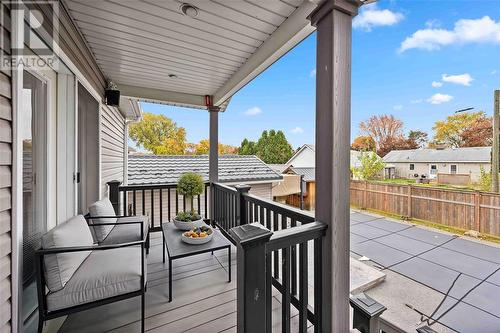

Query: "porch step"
left=350, top=257, right=386, bottom=294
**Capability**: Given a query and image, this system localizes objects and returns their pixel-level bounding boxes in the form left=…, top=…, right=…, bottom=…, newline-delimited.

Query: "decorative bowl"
left=181, top=226, right=214, bottom=245
left=173, top=218, right=205, bottom=230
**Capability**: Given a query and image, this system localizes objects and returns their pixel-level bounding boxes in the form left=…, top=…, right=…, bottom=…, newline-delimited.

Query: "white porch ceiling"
left=64, top=0, right=318, bottom=109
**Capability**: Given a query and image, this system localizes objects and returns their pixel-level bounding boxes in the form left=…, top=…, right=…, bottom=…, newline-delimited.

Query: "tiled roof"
left=128, top=155, right=282, bottom=185
left=268, top=164, right=287, bottom=173
left=383, top=147, right=492, bottom=163
left=288, top=167, right=315, bottom=182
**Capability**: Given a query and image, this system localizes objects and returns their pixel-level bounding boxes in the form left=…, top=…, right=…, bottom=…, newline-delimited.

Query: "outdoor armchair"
left=35, top=215, right=147, bottom=333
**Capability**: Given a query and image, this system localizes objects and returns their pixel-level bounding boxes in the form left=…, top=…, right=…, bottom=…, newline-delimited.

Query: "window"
left=430, top=164, right=438, bottom=175
left=409, top=164, right=415, bottom=171
left=450, top=164, right=458, bottom=174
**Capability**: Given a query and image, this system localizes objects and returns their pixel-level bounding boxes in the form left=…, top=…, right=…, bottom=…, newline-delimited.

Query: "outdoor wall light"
left=105, top=81, right=120, bottom=107
left=180, top=4, right=198, bottom=18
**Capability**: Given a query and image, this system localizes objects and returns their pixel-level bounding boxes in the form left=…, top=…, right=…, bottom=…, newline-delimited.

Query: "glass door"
left=21, top=71, right=48, bottom=331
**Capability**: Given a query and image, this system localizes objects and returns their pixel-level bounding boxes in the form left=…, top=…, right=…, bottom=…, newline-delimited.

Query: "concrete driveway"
left=349, top=210, right=500, bottom=333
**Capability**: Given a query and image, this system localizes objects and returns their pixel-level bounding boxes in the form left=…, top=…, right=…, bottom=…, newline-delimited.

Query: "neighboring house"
left=274, top=145, right=371, bottom=210
left=382, top=147, right=492, bottom=182
left=286, top=144, right=315, bottom=167
left=127, top=155, right=282, bottom=218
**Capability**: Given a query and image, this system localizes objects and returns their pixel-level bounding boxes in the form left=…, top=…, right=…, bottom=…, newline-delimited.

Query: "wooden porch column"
left=209, top=107, right=219, bottom=183
left=309, top=1, right=361, bottom=332
left=209, top=107, right=219, bottom=220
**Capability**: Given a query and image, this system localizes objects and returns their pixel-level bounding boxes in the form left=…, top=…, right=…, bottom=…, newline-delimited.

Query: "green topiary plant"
left=177, top=172, right=204, bottom=213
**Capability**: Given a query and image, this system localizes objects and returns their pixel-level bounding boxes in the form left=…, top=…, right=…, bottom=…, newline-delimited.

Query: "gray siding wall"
left=0, top=4, right=12, bottom=332
left=101, top=104, right=125, bottom=196
left=249, top=183, right=273, bottom=200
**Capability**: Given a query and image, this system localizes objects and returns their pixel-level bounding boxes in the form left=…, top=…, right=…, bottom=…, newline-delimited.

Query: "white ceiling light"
left=180, top=4, right=198, bottom=18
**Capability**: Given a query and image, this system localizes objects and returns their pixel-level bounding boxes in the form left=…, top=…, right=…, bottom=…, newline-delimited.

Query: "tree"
left=433, top=111, right=490, bottom=148
left=351, top=136, right=376, bottom=151
left=255, top=130, right=294, bottom=164
left=352, top=152, right=385, bottom=180
left=378, top=136, right=419, bottom=157
left=239, top=138, right=257, bottom=155
left=359, top=115, right=404, bottom=149
left=129, top=112, right=186, bottom=155
left=239, top=130, right=294, bottom=164
left=460, top=116, right=493, bottom=147
left=186, top=139, right=238, bottom=155
left=408, top=130, right=429, bottom=148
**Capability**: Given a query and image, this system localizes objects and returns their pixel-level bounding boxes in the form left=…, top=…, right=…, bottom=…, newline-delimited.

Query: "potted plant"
left=173, top=210, right=204, bottom=230
left=174, top=172, right=205, bottom=230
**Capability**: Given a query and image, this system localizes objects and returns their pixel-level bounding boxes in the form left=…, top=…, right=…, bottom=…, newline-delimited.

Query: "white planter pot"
left=173, top=218, right=205, bottom=230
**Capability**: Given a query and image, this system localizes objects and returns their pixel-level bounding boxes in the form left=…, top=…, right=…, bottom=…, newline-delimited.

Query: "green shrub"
left=479, top=166, right=492, bottom=192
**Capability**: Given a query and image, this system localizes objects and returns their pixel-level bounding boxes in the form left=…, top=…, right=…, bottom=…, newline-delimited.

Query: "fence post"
left=235, top=184, right=251, bottom=226
left=230, top=223, right=273, bottom=333
left=407, top=185, right=413, bottom=220
left=107, top=180, right=121, bottom=215
left=363, top=180, right=368, bottom=210
left=474, top=191, right=481, bottom=232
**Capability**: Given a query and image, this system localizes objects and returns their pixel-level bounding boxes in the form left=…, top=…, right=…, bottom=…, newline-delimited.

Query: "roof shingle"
left=127, top=155, right=282, bottom=185
left=383, top=147, right=492, bottom=163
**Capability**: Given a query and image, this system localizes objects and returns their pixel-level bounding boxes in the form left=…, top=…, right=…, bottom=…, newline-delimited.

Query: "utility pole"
left=492, top=90, right=500, bottom=192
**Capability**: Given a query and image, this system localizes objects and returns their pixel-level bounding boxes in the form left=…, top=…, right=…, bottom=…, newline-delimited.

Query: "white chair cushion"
left=88, top=198, right=118, bottom=243
left=46, top=246, right=143, bottom=311
left=42, top=215, right=94, bottom=292
left=101, top=216, right=149, bottom=245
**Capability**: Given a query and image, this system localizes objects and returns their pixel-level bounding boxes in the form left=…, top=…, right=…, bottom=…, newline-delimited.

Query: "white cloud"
left=353, top=3, right=404, bottom=31
left=491, top=70, right=497, bottom=75
left=442, top=73, right=473, bottom=86
left=393, top=105, right=403, bottom=111
left=431, top=81, right=443, bottom=88
left=290, top=126, right=304, bottom=134
left=244, top=106, right=262, bottom=116
left=410, top=99, right=423, bottom=104
left=310, top=69, right=316, bottom=77
left=427, top=93, right=453, bottom=104
left=399, top=16, right=500, bottom=52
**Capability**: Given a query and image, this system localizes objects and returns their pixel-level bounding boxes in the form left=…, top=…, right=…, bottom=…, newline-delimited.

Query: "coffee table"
left=161, top=222, right=232, bottom=302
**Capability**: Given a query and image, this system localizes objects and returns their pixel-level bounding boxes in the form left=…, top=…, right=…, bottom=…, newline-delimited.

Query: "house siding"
left=391, top=162, right=490, bottom=182
left=101, top=104, right=125, bottom=196
left=248, top=183, right=273, bottom=200
left=0, top=3, right=12, bottom=332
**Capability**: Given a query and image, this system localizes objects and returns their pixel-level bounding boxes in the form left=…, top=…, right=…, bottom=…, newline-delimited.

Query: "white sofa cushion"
left=101, top=216, right=149, bottom=245
left=42, top=215, right=94, bottom=292
left=46, top=246, right=143, bottom=311
left=88, top=198, right=118, bottom=243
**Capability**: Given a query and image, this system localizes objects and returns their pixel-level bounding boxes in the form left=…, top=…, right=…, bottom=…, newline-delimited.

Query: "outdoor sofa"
left=86, top=198, right=151, bottom=253
left=35, top=214, right=147, bottom=333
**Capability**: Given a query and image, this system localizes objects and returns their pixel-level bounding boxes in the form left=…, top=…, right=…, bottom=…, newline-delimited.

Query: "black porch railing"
left=108, top=180, right=210, bottom=232
left=212, top=182, right=326, bottom=332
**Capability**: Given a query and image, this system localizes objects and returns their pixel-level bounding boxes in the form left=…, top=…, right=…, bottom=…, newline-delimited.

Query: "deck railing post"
left=230, top=223, right=273, bottom=333
left=235, top=184, right=251, bottom=226
left=107, top=180, right=122, bottom=215
left=350, top=294, right=386, bottom=333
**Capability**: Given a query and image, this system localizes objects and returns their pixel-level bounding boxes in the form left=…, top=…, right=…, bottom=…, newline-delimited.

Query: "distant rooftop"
left=383, top=147, right=492, bottom=163
left=287, top=167, right=315, bottom=182
left=128, top=155, right=282, bottom=185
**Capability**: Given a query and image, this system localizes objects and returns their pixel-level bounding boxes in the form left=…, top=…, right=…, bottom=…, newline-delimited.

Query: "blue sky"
left=139, top=0, right=500, bottom=150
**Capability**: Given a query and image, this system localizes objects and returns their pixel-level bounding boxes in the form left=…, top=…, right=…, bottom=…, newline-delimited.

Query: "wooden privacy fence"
left=350, top=180, right=500, bottom=237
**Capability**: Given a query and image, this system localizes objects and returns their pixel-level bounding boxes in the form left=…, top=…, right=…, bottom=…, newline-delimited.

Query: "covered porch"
left=2, top=1, right=375, bottom=333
